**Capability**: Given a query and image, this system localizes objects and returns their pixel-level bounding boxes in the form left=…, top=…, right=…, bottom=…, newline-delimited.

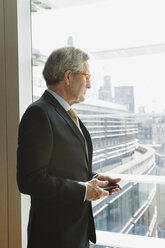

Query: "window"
left=21, top=0, right=165, bottom=247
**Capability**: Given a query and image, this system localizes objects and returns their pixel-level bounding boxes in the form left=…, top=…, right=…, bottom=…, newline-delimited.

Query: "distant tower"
left=98, top=75, right=112, bottom=101
left=138, top=105, right=145, bottom=113
left=114, top=86, right=135, bottom=112
left=67, top=36, right=73, bottom=46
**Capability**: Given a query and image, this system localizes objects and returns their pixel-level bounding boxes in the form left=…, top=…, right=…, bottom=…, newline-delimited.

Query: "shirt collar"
left=47, top=88, right=71, bottom=111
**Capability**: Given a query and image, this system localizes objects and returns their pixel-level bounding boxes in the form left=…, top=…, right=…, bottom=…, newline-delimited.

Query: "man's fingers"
left=109, top=177, right=121, bottom=183
left=96, top=179, right=109, bottom=187
left=102, top=190, right=109, bottom=197
left=86, top=178, right=122, bottom=201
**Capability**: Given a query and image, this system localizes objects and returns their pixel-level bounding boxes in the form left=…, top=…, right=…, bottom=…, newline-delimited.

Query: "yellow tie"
left=68, top=109, right=80, bottom=129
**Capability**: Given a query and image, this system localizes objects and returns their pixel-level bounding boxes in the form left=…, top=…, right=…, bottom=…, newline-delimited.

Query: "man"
left=17, top=46, right=121, bottom=248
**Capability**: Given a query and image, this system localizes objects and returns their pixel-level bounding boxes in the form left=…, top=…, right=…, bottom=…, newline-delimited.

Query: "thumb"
left=110, top=177, right=121, bottom=183
left=97, top=180, right=109, bottom=187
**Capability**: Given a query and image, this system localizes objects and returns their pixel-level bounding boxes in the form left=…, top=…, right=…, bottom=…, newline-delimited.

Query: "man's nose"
left=86, top=80, right=91, bottom=88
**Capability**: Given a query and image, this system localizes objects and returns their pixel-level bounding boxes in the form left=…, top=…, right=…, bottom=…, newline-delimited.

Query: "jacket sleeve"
left=92, top=172, right=98, bottom=178
left=17, top=105, right=86, bottom=208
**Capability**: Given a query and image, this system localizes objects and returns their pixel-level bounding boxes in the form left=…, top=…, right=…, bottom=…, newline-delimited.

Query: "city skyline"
left=32, top=0, right=165, bottom=113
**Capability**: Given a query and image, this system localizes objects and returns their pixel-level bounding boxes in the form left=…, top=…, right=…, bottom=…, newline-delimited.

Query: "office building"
left=115, top=86, right=135, bottom=112
left=98, top=75, right=112, bottom=102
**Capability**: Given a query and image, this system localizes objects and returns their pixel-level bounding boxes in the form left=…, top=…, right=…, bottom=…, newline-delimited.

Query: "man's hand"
left=96, top=174, right=122, bottom=195
left=85, top=179, right=110, bottom=201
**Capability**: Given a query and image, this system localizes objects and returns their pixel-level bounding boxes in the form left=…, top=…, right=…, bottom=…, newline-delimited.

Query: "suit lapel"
left=56, top=106, right=87, bottom=150
left=79, top=119, right=93, bottom=174
left=42, top=91, right=91, bottom=167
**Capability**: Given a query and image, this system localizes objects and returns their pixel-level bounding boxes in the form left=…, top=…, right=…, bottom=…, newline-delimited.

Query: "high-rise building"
left=138, top=105, right=145, bottom=113
left=114, top=86, right=135, bottom=112
left=67, top=36, right=74, bottom=46
left=98, top=75, right=112, bottom=101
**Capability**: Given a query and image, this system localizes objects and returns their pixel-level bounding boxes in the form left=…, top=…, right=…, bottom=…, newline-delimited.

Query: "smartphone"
left=101, top=182, right=120, bottom=192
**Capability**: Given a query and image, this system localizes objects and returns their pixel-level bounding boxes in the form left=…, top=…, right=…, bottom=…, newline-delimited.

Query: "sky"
left=32, top=0, right=165, bottom=113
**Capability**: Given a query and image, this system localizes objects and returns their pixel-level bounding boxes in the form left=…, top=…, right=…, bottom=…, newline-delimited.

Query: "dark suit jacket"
left=17, top=91, right=96, bottom=248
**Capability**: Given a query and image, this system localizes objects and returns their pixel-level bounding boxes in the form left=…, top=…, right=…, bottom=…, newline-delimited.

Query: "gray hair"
left=42, top=46, right=90, bottom=85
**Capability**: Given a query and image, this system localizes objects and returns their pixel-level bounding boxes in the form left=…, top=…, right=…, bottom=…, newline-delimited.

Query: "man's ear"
left=64, top=70, right=72, bottom=85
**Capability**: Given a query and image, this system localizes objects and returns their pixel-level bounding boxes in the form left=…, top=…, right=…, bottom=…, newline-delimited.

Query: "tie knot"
left=68, top=108, right=77, bottom=118
left=68, top=109, right=80, bottom=129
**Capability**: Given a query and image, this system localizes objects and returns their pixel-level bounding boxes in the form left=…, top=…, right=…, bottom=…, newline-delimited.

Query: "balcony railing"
left=94, top=230, right=165, bottom=248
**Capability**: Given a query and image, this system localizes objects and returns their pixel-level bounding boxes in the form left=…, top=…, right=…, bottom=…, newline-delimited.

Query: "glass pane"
left=31, top=0, right=165, bottom=177
left=94, top=182, right=157, bottom=235
left=91, top=182, right=165, bottom=247
left=29, top=0, right=165, bottom=247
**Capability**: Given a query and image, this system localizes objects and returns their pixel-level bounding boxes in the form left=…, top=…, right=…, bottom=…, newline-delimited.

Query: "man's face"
left=69, top=62, right=91, bottom=105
